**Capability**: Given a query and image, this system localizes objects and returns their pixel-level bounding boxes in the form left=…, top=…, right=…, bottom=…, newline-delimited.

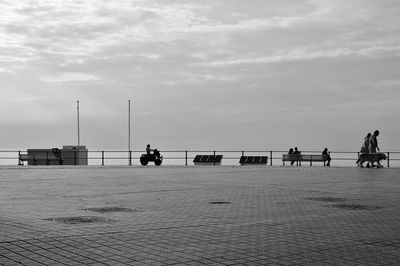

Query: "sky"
left=1, top=0, right=399, bottom=152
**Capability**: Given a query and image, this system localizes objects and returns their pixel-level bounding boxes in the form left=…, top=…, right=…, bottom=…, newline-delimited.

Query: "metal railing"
left=1, top=150, right=399, bottom=167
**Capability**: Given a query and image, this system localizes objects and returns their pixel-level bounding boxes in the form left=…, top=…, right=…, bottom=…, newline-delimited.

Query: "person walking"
left=369, top=130, right=380, bottom=168
left=361, top=133, right=371, bottom=154
left=360, top=133, right=371, bottom=167
left=369, top=130, right=380, bottom=153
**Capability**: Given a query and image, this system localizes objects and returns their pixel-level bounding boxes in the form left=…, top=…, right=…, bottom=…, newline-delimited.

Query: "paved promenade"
left=1, top=165, right=400, bottom=265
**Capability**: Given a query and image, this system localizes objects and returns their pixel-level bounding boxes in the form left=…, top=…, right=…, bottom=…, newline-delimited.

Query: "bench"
left=282, top=154, right=329, bottom=166
left=19, top=151, right=63, bottom=166
left=18, top=154, right=29, bottom=165
left=193, top=155, right=223, bottom=165
left=239, top=156, right=268, bottom=165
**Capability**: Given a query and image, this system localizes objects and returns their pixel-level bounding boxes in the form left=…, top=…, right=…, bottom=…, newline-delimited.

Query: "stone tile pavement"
left=1, top=165, right=400, bottom=265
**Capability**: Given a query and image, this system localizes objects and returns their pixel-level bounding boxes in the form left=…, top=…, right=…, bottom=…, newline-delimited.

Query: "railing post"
left=185, top=151, right=188, bottom=166
left=129, top=150, right=132, bottom=166
left=18, top=151, right=22, bottom=166
left=270, top=151, right=272, bottom=166
left=242, top=150, right=244, bottom=156
left=74, top=150, right=77, bottom=165
left=46, top=151, right=49, bottom=165
left=101, top=151, right=105, bottom=166
left=213, top=150, right=216, bottom=166
left=387, top=152, right=390, bottom=168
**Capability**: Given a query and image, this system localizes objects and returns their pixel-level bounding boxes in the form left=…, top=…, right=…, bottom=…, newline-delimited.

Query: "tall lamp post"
left=77, top=100, right=80, bottom=148
left=128, top=99, right=132, bottom=165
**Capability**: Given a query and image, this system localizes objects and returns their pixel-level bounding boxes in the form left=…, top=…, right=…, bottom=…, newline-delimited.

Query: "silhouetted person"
left=369, top=130, right=380, bottom=167
left=322, top=148, right=331, bottom=166
left=292, top=147, right=301, bottom=166
left=369, top=130, right=380, bottom=153
left=146, top=144, right=153, bottom=156
left=360, top=133, right=371, bottom=154
left=360, top=133, right=371, bottom=167
left=288, top=148, right=294, bottom=166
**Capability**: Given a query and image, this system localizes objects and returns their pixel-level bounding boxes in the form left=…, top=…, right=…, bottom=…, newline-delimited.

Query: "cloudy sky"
left=1, top=0, right=399, bottom=152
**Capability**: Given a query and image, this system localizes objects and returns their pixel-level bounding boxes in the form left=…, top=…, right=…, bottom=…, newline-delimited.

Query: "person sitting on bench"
left=292, top=147, right=301, bottom=166
left=288, top=148, right=294, bottom=166
left=322, top=148, right=331, bottom=166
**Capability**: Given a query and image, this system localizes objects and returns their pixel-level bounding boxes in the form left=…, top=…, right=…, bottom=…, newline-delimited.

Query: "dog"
left=356, top=153, right=387, bottom=168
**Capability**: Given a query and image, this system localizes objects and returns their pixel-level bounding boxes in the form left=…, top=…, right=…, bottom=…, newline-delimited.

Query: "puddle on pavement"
left=305, top=197, right=347, bottom=203
left=84, top=207, right=134, bottom=213
left=209, top=201, right=231, bottom=205
left=44, top=216, right=112, bottom=224
left=328, top=203, right=384, bottom=211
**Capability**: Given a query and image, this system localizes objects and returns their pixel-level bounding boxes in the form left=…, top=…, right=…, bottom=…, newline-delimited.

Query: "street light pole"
left=77, top=101, right=80, bottom=147
left=128, top=99, right=131, bottom=152
left=128, top=99, right=132, bottom=166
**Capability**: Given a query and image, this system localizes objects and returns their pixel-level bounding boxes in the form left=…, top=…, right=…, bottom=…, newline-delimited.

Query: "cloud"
left=1, top=0, right=400, bottom=150
left=370, top=79, right=400, bottom=88
left=40, top=72, right=100, bottom=83
left=0, top=67, right=15, bottom=74
left=198, top=46, right=400, bottom=67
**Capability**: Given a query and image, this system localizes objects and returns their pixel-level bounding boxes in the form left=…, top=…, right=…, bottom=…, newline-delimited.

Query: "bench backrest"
left=193, top=155, right=223, bottom=163
left=239, top=156, right=268, bottom=164
left=301, top=155, right=325, bottom=161
left=282, top=154, right=302, bottom=161
left=19, top=154, right=29, bottom=161
left=282, top=154, right=325, bottom=161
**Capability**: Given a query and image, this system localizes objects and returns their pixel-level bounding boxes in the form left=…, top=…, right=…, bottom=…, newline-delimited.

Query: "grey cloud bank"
left=1, top=0, right=399, bottom=151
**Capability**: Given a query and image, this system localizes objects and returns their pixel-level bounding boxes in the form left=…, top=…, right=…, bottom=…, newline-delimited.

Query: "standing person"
left=322, top=148, right=331, bottom=166
left=369, top=130, right=380, bottom=153
left=369, top=130, right=380, bottom=167
left=360, top=133, right=371, bottom=154
left=360, top=133, right=371, bottom=167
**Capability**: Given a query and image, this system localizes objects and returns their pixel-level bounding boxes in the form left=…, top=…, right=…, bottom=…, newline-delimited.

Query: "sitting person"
left=292, top=147, right=301, bottom=166
left=146, top=144, right=153, bottom=156
left=288, top=148, right=294, bottom=166
left=322, top=148, right=331, bottom=166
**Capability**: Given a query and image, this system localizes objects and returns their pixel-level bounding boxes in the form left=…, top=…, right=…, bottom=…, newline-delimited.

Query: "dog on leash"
left=356, top=153, right=387, bottom=168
